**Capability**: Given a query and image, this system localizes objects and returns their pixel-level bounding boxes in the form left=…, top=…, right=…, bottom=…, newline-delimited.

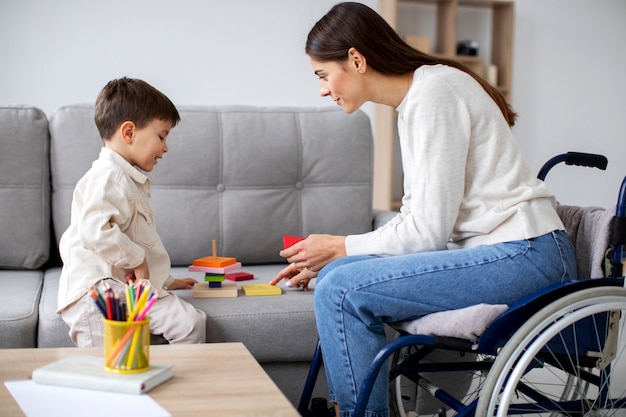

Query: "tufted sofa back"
left=0, top=105, right=50, bottom=270
left=49, top=105, right=374, bottom=265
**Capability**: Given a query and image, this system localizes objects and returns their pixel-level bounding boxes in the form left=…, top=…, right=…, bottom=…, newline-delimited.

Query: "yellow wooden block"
left=242, top=284, right=282, bottom=297
left=193, top=256, right=237, bottom=267
left=192, top=281, right=238, bottom=298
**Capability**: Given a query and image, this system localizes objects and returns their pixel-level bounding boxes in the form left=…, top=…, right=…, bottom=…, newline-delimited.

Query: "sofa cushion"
left=49, top=105, right=373, bottom=266
left=37, top=269, right=76, bottom=348
left=0, top=271, right=43, bottom=347
left=0, top=105, right=50, bottom=269
left=176, top=265, right=318, bottom=362
left=39, top=265, right=319, bottom=361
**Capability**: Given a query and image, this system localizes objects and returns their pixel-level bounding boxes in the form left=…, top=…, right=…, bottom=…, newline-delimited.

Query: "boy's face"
left=127, top=119, right=173, bottom=172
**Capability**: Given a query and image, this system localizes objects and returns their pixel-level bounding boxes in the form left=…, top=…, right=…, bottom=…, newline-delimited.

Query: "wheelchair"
left=298, top=152, right=626, bottom=417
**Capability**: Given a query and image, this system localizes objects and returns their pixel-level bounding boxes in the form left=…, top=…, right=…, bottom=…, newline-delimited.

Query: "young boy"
left=57, top=77, right=206, bottom=347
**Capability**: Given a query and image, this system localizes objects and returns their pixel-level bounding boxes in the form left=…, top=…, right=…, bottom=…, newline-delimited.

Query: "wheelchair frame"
left=298, top=152, right=626, bottom=417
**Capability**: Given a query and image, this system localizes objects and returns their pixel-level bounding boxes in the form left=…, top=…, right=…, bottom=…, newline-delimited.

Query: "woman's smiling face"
left=309, top=55, right=367, bottom=114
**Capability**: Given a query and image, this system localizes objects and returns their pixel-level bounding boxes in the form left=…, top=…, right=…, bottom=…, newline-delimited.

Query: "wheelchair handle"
left=565, top=152, right=608, bottom=170
left=537, top=152, right=608, bottom=181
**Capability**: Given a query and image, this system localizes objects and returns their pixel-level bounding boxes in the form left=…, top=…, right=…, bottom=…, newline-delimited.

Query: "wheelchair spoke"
left=476, top=287, right=626, bottom=417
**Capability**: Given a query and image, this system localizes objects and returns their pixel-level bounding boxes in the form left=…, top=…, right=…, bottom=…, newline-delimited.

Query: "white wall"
left=513, top=0, right=626, bottom=209
left=1, top=0, right=624, bottom=208
left=0, top=0, right=376, bottom=110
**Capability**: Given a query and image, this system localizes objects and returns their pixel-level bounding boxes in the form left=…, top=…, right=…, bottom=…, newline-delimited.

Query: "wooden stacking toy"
left=190, top=240, right=242, bottom=298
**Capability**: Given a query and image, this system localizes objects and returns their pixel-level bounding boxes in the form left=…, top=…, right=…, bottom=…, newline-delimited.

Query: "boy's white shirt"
left=57, top=147, right=173, bottom=312
left=346, top=65, right=564, bottom=256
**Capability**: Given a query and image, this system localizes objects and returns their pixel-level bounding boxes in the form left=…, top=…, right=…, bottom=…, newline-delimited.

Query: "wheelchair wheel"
left=388, top=339, right=490, bottom=417
left=476, top=286, right=626, bottom=417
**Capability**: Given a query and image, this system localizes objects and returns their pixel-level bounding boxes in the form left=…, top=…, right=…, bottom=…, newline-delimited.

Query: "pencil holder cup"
left=103, top=317, right=151, bottom=373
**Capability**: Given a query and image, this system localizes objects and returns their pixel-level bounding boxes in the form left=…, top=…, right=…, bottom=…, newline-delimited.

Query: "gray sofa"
left=0, top=104, right=392, bottom=405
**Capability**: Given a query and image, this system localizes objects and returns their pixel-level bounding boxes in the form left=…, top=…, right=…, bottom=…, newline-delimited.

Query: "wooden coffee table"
left=0, top=343, right=300, bottom=417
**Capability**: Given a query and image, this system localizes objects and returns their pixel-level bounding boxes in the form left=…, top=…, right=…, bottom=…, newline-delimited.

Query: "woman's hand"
left=270, top=234, right=346, bottom=290
left=270, top=263, right=318, bottom=291
left=279, top=234, right=346, bottom=272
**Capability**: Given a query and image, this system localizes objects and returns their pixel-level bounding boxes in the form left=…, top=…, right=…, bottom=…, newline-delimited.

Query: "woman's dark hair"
left=306, top=2, right=517, bottom=126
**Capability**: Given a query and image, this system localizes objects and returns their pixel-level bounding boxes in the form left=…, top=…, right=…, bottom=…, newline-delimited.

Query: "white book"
left=32, top=355, right=173, bottom=395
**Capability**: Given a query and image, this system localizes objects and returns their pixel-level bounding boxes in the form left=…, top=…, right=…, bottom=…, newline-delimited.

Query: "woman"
left=270, top=3, right=576, bottom=417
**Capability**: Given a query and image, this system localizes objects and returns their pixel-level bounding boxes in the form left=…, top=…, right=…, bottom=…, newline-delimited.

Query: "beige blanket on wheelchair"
left=557, top=204, right=613, bottom=279
left=393, top=303, right=508, bottom=341
left=394, top=204, right=614, bottom=341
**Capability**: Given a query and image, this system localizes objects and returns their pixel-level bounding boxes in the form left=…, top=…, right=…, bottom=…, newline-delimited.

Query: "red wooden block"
left=283, top=235, right=305, bottom=249
left=225, top=272, right=254, bottom=282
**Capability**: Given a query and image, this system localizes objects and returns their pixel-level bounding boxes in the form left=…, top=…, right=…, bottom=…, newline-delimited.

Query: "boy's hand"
left=126, top=258, right=150, bottom=285
left=167, top=278, right=197, bottom=290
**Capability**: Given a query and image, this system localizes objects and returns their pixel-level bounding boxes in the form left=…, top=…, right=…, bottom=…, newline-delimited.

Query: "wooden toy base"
left=192, top=281, right=238, bottom=298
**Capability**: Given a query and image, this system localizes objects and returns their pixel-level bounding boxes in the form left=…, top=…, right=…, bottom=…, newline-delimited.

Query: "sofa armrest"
left=372, top=209, right=398, bottom=230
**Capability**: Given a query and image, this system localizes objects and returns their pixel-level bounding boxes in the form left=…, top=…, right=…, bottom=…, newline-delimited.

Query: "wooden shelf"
left=373, top=0, right=514, bottom=210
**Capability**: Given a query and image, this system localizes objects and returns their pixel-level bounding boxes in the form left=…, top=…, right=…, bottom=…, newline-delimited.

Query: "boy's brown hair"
left=94, top=77, right=181, bottom=140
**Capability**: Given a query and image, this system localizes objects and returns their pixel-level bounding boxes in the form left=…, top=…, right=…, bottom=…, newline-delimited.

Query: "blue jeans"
left=313, top=230, right=577, bottom=417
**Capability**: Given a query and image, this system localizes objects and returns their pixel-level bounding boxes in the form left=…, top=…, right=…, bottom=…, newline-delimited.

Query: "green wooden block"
left=204, top=274, right=225, bottom=282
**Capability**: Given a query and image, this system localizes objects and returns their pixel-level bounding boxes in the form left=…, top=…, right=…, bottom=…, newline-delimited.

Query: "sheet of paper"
left=4, top=380, right=171, bottom=417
